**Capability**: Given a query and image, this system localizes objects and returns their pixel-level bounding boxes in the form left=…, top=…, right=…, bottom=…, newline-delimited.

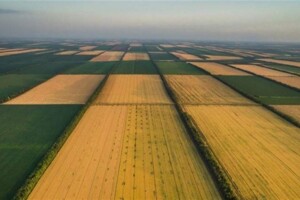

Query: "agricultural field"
left=1, top=41, right=300, bottom=200
left=148, top=52, right=176, bottom=61
left=29, top=105, right=220, bottom=200
left=165, top=75, right=254, bottom=105
left=190, top=62, right=251, bottom=75
left=170, top=51, right=203, bottom=61
left=0, top=105, right=81, bottom=199
left=90, top=51, right=124, bottom=62
left=94, top=75, right=172, bottom=104
left=64, top=61, right=116, bottom=74
left=256, top=63, right=300, bottom=75
left=123, top=52, right=150, bottom=61
left=218, top=76, right=300, bottom=104
left=156, top=61, right=206, bottom=75
left=184, top=105, right=300, bottom=199
left=5, top=75, right=104, bottom=105
left=0, top=49, right=45, bottom=56
left=259, top=58, right=300, bottom=68
left=112, top=61, right=157, bottom=74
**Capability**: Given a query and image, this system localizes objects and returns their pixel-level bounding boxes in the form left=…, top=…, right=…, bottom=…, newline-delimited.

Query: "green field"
left=64, top=61, right=116, bottom=74
left=128, top=46, right=146, bottom=52
left=0, top=105, right=81, bottom=199
left=0, top=74, right=51, bottom=102
left=112, top=61, right=158, bottom=74
left=218, top=76, right=300, bottom=105
left=145, top=45, right=162, bottom=52
left=155, top=61, right=207, bottom=75
left=149, top=52, right=177, bottom=61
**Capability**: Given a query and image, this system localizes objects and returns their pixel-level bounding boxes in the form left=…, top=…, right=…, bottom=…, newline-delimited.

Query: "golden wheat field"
left=204, top=55, right=242, bottom=61
left=29, top=105, right=221, bottom=200
left=265, top=76, right=300, bottom=90
left=273, top=105, right=300, bottom=123
left=123, top=52, right=150, bottom=60
left=76, top=50, right=104, bottom=55
left=0, top=49, right=45, bottom=56
left=165, top=75, right=254, bottom=105
left=5, top=75, right=105, bottom=104
left=90, top=51, right=124, bottom=62
left=231, top=64, right=293, bottom=76
left=94, top=75, right=172, bottom=104
left=55, top=50, right=79, bottom=55
left=258, top=58, right=300, bottom=68
left=170, top=51, right=202, bottom=61
left=190, top=62, right=251, bottom=75
left=184, top=105, right=300, bottom=199
left=79, top=45, right=97, bottom=51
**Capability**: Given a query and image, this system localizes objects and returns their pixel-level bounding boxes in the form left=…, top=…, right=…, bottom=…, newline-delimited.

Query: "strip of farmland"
left=218, top=76, right=300, bottom=105
left=90, top=51, right=124, bottom=62
left=231, top=64, right=300, bottom=90
left=112, top=61, right=157, bottom=74
left=184, top=105, right=300, bottom=199
left=259, top=58, right=300, bottom=68
left=122, top=52, right=150, bottom=61
left=272, top=105, right=300, bottom=124
left=170, top=51, right=203, bottom=61
left=76, top=50, right=104, bottom=55
left=55, top=51, right=79, bottom=55
left=0, top=49, right=46, bottom=56
left=0, top=105, right=81, bottom=199
left=190, top=62, right=251, bottom=75
left=94, top=75, right=172, bottom=104
left=165, top=75, right=254, bottom=105
left=204, top=55, right=242, bottom=61
left=156, top=61, right=206, bottom=75
left=29, top=105, right=221, bottom=200
left=5, top=75, right=105, bottom=105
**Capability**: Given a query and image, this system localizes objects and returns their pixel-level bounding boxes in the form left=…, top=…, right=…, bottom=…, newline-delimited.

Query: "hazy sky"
left=0, top=1, right=299, bottom=42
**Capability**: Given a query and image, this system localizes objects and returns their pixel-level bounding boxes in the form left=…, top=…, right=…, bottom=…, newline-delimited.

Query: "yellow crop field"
left=90, top=51, right=124, bottom=62
left=29, top=105, right=221, bottom=200
left=5, top=75, right=105, bottom=104
left=165, top=75, right=254, bottom=105
left=266, top=76, right=300, bottom=90
left=190, top=62, right=251, bottom=75
left=55, top=50, right=79, bottom=55
left=123, top=52, right=150, bottom=60
left=204, top=55, right=242, bottom=61
left=231, top=64, right=292, bottom=76
left=76, top=50, right=104, bottom=55
left=273, top=105, right=300, bottom=124
left=160, top=44, right=175, bottom=48
left=171, top=51, right=202, bottom=61
left=79, top=45, right=97, bottom=50
left=258, top=58, right=300, bottom=68
left=94, top=75, right=172, bottom=104
left=184, top=105, right=300, bottom=199
left=0, top=49, right=45, bottom=56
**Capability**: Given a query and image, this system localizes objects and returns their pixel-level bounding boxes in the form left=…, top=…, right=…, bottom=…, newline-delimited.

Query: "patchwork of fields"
left=0, top=41, right=300, bottom=199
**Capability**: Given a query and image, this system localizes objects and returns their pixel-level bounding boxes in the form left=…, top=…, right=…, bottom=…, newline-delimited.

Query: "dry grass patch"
left=170, top=51, right=202, bottom=61
left=55, top=51, right=79, bottom=55
left=231, top=64, right=293, bottom=76
left=165, top=75, right=254, bottom=105
left=160, top=44, right=175, bottom=48
left=76, top=50, right=104, bottom=56
left=204, top=55, right=242, bottom=61
left=90, top=51, right=124, bottom=62
left=184, top=105, right=300, bottom=199
left=94, top=75, right=172, bottom=104
left=5, top=75, right=104, bottom=104
left=0, top=49, right=45, bottom=56
left=190, top=62, right=251, bottom=75
left=259, top=58, right=300, bottom=68
left=79, top=46, right=97, bottom=51
left=272, top=105, right=300, bottom=123
left=123, top=52, right=150, bottom=61
left=29, top=105, right=220, bottom=200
